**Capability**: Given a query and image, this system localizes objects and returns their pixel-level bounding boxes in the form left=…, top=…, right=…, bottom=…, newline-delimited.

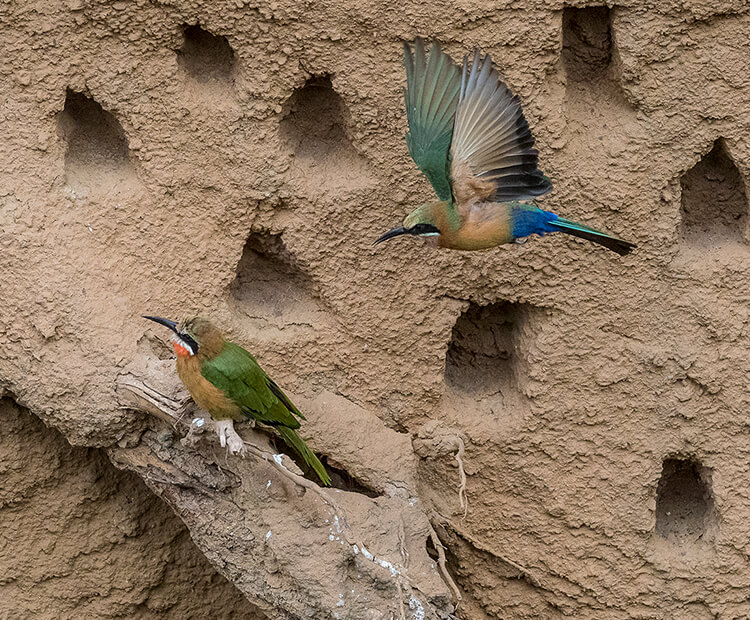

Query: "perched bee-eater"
left=376, top=39, right=635, bottom=255
left=143, top=316, right=331, bottom=486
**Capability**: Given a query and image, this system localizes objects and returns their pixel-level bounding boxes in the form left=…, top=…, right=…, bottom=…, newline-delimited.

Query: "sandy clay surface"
left=2, top=0, right=750, bottom=618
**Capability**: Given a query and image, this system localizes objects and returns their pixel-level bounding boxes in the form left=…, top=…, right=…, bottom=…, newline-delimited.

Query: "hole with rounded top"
left=178, top=24, right=236, bottom=85
left=281, top=76, right=349, bottom=159
left=57, top=89, right=136, bottom=192
left=655, top=457, right=717, bottom=545
left=445, top=302, right=537, bottom=404
left=280, top=75, right=372, bottom=188
left=562, top=6, right=613, bottom=81
left=230, top=232, right=316, bottom=319
left=680, top=139, right=748, bottom=247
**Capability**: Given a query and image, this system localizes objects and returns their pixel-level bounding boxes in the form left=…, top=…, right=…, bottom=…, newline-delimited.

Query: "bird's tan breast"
left=440, top=202, right=514, bottom=250
left=176, top=355, right=242, bottom=421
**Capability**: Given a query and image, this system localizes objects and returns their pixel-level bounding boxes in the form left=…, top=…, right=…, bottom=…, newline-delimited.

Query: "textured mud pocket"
left=655, top=457, right=718, bottom=545
left=281, top=75, right=351, bottom=158
left=280, top=75, right=372, bottom=189
left=562, top=6, right=612, bottom=81
left=57, top=90, right=137, bottom=192
left=230, top=232, right=320, bottom=319
left=319, top=455, right=381, bottom=497
left=177, top=24, right=236, bottom=85
left=444, top=302, right=538, bottom=407
left=680, top=140, right=748, bottom=247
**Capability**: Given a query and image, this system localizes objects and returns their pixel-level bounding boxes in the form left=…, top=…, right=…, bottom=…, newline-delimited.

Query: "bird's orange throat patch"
left=170, top=334, right=195, bottom=357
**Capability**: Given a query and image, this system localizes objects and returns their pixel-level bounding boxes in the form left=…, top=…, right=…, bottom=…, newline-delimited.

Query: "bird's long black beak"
left=374, top=226, right=408, bottom=245
left=142, top=316, right=178, bottom=334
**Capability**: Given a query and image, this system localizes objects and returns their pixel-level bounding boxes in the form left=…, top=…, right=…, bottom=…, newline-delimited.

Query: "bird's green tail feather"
left=276, top=426, right=331, bottom=486
left=549, top=217, right=636, bottom=256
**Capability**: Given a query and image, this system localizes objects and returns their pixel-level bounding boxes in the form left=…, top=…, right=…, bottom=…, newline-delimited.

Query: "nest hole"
left=445, top=302, right=534, bottom=400
left=178, top=24, right=236, bottom=84
left=680, top=139, right=748, bottom=247
left=562, top=6, right=613, bottom=81
left=280, top=76, right=349, bottom=158
left=320, top=456, right=381, bottom=497
left=655, top=457, right=717, bottom=545
left=57, top=90, right=135, bottom=190
left=230, top=233, right=317, bottom=317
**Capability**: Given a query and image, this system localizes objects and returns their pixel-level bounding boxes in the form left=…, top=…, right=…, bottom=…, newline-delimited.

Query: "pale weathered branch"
left=112, top=355, right=457, bottom=619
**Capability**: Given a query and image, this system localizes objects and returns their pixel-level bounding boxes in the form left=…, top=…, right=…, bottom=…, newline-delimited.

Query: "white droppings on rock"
left=356, top=544, right=400, bottom=577
left=272, top=454, right=283, bottom=465
left=265, top=530, right=272, bottom=541
left=409, top=596, right=425, bottom=620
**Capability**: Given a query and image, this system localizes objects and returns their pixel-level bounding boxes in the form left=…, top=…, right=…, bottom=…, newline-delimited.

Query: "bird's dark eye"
left=410, top=223, right=440, bottom=236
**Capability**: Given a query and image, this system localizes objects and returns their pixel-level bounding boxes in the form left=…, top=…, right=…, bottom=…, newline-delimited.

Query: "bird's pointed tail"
left=276, top=426, right=331, bottom=486
left=549, top=217, right=636, bottom=256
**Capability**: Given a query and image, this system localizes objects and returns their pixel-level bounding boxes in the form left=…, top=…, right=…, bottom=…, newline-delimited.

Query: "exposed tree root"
left=428, top=521, right=463, bottom=606
left=453, top=436, right=468, bottom=518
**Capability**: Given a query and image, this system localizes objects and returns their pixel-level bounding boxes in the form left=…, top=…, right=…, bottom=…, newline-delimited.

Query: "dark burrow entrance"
left=177, top=24, right=236, bottom=84
left=444, top=301, right=535, bottom=403
left=680, top=139, right=748, bottom=247
left=562, top=6, right=613, bottom=82
left=655, top=457, right=717, bottom=545
left=57, top=90, right=136, bottom=190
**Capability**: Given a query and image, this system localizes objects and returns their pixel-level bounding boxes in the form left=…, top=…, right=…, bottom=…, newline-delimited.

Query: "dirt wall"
left=0, top=398, right=262, bottom=618
left=2, top=1, right=750, bottom=618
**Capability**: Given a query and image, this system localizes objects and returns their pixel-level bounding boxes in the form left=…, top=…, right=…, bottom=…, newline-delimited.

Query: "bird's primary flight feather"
left=450, top=50, right=552, bottom=204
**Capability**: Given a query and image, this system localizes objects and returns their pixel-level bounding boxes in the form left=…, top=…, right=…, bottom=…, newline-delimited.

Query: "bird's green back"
left=200, top=342, right=302, bottom=429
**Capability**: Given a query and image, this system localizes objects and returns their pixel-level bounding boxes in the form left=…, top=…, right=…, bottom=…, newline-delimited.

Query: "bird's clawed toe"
left=215, top=419, right=246, bottom=457
left=227, top=433, right=247, bottom=457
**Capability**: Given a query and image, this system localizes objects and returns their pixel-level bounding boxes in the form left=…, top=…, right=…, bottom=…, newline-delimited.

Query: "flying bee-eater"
left=375, top=39, right=635, bottom=255
left=143, top=316, right=331, bottom=486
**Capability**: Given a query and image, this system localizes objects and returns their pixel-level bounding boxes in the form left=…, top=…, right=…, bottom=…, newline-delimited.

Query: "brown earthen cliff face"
left=1, top=1, right=750, bottom=618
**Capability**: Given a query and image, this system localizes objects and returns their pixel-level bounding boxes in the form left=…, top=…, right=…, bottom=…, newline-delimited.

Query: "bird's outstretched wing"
left=450, top=50, right=552, bottom=205
left=200, top=342, right=301, bottom=429
left=403, top=39, right=462, bottom=202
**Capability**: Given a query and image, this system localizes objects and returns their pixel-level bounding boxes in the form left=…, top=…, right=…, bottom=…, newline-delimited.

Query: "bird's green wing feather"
left=201, top=342, right=331, bottom=486
left=403, top=39, right=462, bottom=202
left=266, top=376, right=306, bottom=421
left=200, top=342, right=300, bottom=429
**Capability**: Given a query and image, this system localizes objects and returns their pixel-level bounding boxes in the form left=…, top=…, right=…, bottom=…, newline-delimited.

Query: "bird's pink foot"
left=215, top=419, right=246, bottom=457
